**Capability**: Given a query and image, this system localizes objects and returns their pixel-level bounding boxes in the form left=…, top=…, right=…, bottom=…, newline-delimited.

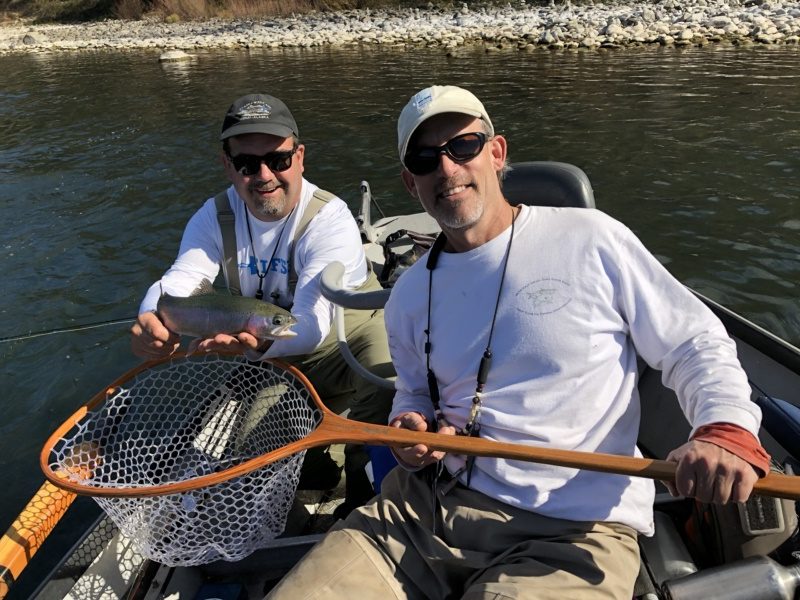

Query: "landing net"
left=43, top=354, right=321, bottom=566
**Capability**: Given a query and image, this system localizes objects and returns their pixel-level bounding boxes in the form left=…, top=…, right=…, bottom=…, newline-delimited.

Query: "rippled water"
left=0, top=43, right=798, bottom=593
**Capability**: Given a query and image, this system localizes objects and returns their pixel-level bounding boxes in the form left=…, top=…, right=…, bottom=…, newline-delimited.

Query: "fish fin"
left=157, top=280, right=177, bottom=299
left=185, top=339, right=201, bottom=356
left=189, top=278, right=217, bottom=297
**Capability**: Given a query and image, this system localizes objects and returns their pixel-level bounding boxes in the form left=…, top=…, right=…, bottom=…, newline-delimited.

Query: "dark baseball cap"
left=220, top=94, right=299, bottom=141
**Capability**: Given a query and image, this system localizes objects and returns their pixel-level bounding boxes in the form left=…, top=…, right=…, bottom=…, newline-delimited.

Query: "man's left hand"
left=665, top=439, right=758, bottom=504
left=189, top=332, right=264, bottom=354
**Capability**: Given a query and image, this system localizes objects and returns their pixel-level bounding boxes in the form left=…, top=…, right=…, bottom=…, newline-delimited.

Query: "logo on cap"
left=237, top=101, right=272, bottom=120
left=412, top=90, right=433, bottom=114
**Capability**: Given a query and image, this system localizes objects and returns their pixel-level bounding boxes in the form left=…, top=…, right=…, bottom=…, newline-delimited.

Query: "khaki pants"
left=266, top=467, right=640, bottom=600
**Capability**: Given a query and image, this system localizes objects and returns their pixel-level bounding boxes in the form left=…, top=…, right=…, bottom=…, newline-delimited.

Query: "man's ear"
left=401, top=169, right=418, bottom=198
left=489, top=134, right=507, bottom=172
left=221, top=151, right=236, bottom=182
left=295, top=144, right=305, bottom=175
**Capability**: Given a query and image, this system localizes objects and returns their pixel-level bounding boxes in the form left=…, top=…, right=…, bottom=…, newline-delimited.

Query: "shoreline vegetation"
left=1, top=0, right=799, bottom=55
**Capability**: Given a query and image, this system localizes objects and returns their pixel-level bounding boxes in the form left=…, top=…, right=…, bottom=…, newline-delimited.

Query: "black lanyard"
left=244, top=207, right=295, bottom=300
left=424, top=207, right=518, bottom=484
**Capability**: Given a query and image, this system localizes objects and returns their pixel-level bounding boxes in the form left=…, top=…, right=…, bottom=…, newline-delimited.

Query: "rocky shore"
left=1, top=0, right=799, bottom=55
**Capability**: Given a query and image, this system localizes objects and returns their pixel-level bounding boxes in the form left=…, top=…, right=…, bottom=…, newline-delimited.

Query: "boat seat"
left=503, top=161, right=596, bottom=209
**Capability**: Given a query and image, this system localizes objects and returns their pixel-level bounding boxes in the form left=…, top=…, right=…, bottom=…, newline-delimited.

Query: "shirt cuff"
left=691, top=422, right=772, bottom=477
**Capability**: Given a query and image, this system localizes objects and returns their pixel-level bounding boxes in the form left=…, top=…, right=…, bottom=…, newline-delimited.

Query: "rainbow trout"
left=157, top=279, right=297, bottom=340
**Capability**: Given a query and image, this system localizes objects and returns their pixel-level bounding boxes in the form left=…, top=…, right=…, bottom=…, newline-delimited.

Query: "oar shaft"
left=0, top=481, right=77, bottom=599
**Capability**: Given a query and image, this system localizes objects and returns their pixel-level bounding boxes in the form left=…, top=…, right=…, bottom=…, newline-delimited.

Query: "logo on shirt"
left=240, top=257, right=289, bottom=275
left=516, top=279, right=572, bottom=315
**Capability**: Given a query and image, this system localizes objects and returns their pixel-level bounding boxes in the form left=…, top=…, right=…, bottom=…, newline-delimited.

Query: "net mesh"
left=46, top=354, right=322, bottom=566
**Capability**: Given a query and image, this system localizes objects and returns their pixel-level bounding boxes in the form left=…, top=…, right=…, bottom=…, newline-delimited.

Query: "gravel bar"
left=1, top=0, right=799, bottom=55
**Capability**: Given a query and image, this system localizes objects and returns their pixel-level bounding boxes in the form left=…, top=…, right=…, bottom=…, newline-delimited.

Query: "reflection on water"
left=0, top=43, right=798, bottom=593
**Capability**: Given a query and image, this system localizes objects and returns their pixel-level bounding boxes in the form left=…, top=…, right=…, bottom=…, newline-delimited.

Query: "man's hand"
left=389, top=411, right=456, bottom=469
left=665, top=439, right=759, bottom=504
left=190, top=333, right=272, bottom=355
left=130, top=311, right=181, bottom=359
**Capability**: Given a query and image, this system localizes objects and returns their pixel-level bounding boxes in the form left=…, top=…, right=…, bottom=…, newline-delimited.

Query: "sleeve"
left=264, top=198, right=368, bottom=358
left=691, top=423, right=771, bottom=477
left=384, top=275, right=436, bottom=424
left=610, top=223, right=762, bottom=438
left=138, top=199, right=222, bottom=314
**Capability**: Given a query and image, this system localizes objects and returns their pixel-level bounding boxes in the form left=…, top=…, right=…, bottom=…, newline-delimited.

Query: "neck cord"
left=244, top=206, right=295, bottom=301
left=424, top=205, right=518, bottom=493
left=425, top=205, right=518, bottom=437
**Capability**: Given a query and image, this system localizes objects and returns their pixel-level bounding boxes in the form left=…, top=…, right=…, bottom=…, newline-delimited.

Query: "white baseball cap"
left=397, top=85, right=494, bottom=162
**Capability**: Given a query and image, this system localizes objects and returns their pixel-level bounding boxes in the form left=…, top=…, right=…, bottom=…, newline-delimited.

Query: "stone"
left=158, top=49, right=192, bottom=62
left=22, top=32, right=45, bottom=44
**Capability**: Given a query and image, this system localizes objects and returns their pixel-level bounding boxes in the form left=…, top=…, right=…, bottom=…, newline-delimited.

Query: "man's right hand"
left=389, top=411, right=456, bottom=469
left=130, top=311, right=181, bottom=359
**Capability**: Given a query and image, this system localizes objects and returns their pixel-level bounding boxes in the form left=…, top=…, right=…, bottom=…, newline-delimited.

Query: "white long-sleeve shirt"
left=385, top=205, right=761, bottom=535
left=140, top=179, right=368, bottom=358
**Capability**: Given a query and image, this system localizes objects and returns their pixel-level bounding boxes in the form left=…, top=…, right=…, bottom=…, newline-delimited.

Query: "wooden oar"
left=0, top=481, right=77, bottom=599
left=40, top=356, right=800, bottom=501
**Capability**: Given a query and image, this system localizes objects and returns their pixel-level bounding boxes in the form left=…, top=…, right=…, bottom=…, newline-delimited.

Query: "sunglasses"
left=228, top=146, right=297, bottom=176
left=404, top=132, right=488, bottom=176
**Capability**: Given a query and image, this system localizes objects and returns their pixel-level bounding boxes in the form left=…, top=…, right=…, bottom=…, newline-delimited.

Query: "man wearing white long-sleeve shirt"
left=266, top=86, right=771, bottom=599
left=131, top=93, right=393, bottom=511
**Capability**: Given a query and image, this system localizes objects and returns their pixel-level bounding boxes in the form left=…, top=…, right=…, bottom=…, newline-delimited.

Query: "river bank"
left=1, top=0, right=799, bottom=55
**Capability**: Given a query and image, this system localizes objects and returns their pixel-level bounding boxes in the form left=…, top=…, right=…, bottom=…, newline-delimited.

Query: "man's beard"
left=250, top=187, right=287, bottom=217
left=429, top=186, right=483, bottom=230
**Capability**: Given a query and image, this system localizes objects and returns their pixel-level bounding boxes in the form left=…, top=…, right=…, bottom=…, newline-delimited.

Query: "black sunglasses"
left=404, top=132, right=488, bottom=176
left=228, top=146, right=297, bottom=176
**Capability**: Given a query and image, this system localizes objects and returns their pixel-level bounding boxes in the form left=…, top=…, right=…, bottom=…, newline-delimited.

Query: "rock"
left=710, top=15, right=733, bottom=27
left=22, top=32, right=45, bottom=44
left=158, top=49, right=192, bottom=61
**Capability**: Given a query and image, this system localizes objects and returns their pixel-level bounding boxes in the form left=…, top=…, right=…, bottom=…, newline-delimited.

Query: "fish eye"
left=272, top=315, right=285, bottom=325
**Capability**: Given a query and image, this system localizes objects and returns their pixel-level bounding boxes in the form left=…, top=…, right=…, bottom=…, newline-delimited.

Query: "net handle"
left=309, top=412, right=800, bottom=500
left=41, top=354, right=800, bottom=501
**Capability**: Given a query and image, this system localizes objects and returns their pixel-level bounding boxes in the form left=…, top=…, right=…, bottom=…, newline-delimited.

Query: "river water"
left=1, top=43, right=799, bottom=593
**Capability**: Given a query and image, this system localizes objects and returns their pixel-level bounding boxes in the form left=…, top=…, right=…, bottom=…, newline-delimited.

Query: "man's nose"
left=257, top=160, right=275, bottom=178
left=436, top=152, right=460, bottom=176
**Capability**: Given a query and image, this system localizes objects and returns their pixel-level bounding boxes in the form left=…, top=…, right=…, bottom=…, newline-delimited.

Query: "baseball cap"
left=220, top=94, right=299, bottom=141
left=397, top=85, right=494, bottom=161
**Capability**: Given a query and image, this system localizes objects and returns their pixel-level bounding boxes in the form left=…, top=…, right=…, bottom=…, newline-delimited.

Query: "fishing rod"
left=0, top=318, right=137, bottom=344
